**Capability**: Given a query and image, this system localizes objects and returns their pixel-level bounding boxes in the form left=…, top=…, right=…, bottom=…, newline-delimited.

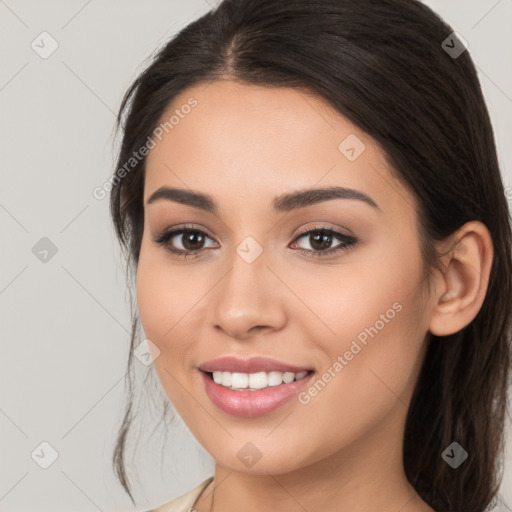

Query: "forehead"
left=143, top=80, right=411, bottom=216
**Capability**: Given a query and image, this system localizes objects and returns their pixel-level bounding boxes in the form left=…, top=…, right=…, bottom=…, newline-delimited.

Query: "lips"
left=198, top=356, right=315, bottom=417
left=198, top=356, right=312, bottom=374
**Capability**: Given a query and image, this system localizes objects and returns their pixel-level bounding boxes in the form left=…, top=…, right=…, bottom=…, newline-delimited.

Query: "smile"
left=199, top=361, right=315, bottom=417
left=211, top=370, right=309, bottom=390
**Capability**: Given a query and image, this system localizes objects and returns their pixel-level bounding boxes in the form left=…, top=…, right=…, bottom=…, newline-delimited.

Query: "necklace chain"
left=207, top=481, right=214, bottom=512
left=210, top=487, right=214, bottom=512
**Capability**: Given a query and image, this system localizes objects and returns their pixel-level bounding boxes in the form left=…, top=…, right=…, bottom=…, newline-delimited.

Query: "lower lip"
left=200, top=371, right=314, bottom=417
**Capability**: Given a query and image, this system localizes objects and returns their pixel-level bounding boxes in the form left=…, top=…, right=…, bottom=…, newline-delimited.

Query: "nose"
left=210, top=248, right=288, bottom=340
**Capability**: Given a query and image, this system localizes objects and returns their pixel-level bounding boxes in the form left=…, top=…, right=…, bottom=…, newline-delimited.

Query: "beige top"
left=147, top=476, right=214, bottom=512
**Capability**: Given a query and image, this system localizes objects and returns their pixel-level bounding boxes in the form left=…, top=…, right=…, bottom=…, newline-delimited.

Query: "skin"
left=136, top=80, right=493, bottom=512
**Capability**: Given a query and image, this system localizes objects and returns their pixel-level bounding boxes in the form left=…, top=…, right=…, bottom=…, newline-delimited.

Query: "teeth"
left=231, top=372, right=249, bottom=389
left=211, top=370, right=309, bottom=390
left=249, top=372, right=267, bottom=389
left=267, top=371, right=284, bottom=386
left=221, top=371, right=232, bottom=387
left=282, top=372, right=295, bottom=384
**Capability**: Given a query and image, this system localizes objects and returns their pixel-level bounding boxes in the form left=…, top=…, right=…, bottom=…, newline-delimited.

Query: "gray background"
left=0, top=1, right=511, bottom=511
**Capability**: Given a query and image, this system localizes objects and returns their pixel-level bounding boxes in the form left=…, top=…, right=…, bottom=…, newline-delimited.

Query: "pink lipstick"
left=198, top=356, right=314, bottom=417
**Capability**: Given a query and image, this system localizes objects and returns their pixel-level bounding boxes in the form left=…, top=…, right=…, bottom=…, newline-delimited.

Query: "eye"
left=152, top=224, right=358, bottom=259
left=152, top=225, right=217, bottom=258
left=290, top=226, right=357, bottom=257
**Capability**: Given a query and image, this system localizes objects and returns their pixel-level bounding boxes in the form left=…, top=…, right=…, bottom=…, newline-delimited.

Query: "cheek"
left=136, top=243, right=201, bottom=357
left=307, top=235, right=425, bottom=375
left=297, top=233, right=424, bottom=348
left=136, top=250, right=201, bottom=407
left=300, top=242, right=427, bottom=425
left=280, top=296, right=427, bottom=465
left=137, top=257, right=171, bottom=342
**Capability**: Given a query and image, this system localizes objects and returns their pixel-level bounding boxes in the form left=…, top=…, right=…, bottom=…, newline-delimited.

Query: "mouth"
left=199, top=367, right=315, bottom=417
left=202, top=369, right=314, bottom=391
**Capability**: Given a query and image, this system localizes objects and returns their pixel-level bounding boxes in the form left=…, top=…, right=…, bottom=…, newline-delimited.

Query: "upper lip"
left=198, top=356, right=312, bottom=374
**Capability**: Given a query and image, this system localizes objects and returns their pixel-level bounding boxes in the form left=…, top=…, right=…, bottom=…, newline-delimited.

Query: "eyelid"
left=152, top=223, right=215, bottom=241
left=293, top=222, right=354, bottom=238
left=153, top=222, right=351, bottom=244
left=153, top=222, right=358, bottom=258
left=290, top=225, right=357, bottom=256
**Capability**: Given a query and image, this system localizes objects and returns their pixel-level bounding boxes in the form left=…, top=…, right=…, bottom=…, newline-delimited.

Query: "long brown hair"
left=109, top=1, right=512, bottom=510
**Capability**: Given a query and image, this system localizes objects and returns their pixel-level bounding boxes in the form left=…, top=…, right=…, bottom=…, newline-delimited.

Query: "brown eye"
left=179, top=230, right=207, bottom=251
left=153, top=227, right=217, bottom=257
left=291, top=228, right=357, bottom=257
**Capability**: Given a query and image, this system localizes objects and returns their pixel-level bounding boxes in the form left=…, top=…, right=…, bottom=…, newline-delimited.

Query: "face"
left=137, top=80, right=432, bottom=475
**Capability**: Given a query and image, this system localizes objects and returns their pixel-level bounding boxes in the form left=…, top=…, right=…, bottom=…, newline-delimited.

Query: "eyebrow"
left=146, top=185, right=380, bottom=213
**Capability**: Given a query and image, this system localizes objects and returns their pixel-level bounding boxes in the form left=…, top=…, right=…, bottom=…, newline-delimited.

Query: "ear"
left=428, top=220, right=494, bottom=336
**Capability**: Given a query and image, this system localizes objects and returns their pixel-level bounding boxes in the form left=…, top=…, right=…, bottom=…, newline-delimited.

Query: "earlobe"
left=428, top=221, right=493, bottom=337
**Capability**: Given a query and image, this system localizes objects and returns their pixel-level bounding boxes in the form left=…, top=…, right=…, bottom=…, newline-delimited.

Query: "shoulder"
left=146, top=476, right=214, bottom=512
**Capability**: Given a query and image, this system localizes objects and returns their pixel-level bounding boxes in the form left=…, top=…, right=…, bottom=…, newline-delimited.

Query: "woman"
left=109, top=0, right=512, bottom=511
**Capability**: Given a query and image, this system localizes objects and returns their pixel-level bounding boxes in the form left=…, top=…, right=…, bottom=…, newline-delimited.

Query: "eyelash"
left=152, top=224, right=358, bottom=259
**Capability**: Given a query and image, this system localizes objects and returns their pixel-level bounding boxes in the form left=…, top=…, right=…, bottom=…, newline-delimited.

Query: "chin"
left=203, top=436, right=317, bottom=476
